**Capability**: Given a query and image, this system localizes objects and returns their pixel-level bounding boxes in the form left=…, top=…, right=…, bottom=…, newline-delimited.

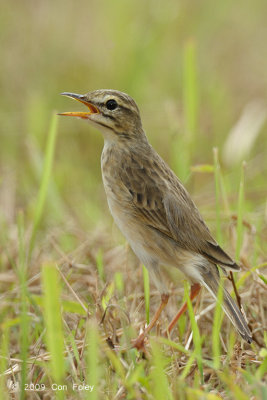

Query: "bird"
left=58, top=89, right=252, bottom=347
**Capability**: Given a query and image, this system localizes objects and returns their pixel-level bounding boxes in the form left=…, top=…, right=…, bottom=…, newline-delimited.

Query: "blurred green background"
left=1, top=0, right=266, bottom=238
left=1, top=2, right=267, bottom=397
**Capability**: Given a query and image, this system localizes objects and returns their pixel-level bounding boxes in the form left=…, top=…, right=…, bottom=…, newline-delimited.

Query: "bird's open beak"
left=58, top=92, right=99, bottom=119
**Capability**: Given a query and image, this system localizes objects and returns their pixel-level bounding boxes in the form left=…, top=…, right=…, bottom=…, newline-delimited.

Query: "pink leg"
left=166, top=283, right=201, bottom=335
left=132, top=293, right=169, bottom=350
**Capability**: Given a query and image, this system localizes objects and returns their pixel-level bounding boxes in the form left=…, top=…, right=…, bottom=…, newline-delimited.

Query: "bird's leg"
left=165, top=283, right=201, bottom=336
left=132, top=293, right=169, bottom=350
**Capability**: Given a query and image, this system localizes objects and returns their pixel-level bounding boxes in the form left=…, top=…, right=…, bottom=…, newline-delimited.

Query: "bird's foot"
left=131, top=332, right=147, bottom=351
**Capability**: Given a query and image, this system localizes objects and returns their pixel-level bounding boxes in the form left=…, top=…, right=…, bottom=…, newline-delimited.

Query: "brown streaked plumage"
left=59, top=89, right=252, bottom=345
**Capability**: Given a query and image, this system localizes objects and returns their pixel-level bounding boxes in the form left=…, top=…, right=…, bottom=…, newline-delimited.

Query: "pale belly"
left=106, top=195, right=153, bottom=262
left=102, top=168, right=207, bottom=285
left=105, top=193, right=179, bottom=267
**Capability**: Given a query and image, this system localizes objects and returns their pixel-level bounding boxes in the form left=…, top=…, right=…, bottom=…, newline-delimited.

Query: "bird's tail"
left=201, top=268, right=252, bottom=343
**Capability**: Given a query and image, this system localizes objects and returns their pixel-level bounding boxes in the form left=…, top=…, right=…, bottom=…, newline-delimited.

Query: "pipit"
left=59, top=89, right=252, bottom=346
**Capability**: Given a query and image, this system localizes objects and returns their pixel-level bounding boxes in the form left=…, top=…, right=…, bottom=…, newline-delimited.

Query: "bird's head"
left=58, top=89, right=144, bottom=142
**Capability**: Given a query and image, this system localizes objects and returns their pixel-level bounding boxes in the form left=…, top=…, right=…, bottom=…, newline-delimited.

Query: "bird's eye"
left=106, top=99, right=118, bottom=110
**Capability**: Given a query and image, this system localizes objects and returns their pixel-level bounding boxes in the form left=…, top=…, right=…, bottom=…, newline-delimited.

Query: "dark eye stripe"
left=117, top=104, right=133, bottom=114
left=96, top=121, right=113, bottom=130
left=101, top=112, right=116, bottom=121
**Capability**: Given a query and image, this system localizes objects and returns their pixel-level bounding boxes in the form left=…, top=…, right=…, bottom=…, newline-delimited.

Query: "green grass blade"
left=86, top=320, right=99, bottom=400
left=236, top=161, right=246, bottom=260
left=174, top=39, right=198, bottom=182
left=259, top=274, right=267, bottom=285
left=212, top=273, right=224, bottom=369
left=27, top=136, right=65, bottom=222
left=17, top=211, right=29, bottom=400
left=183, top=39, right=198, bottom=144
left=236, top=262, right=267, bottom=290
left=96, top=249, right=105, bottom=281
left=180, top=351, right=197, bottom=380
left=0, top=328, right=9, bottom=399
left=150, top=339, right=173, bottom=400
left=29, top=113, right=58, bottom=258
left=184, top=282, right=203, bottom=383
left=219, top=372, right=250, bottom=400
left=114, top=271, right=124, bottom=297
left=41, top=262, right=65, bottom=386
left=67, top=331, right=82, bottom=379
left=104, top=347, right=125, bottom=381
left=157, top=336, right=190, bottom=356
left=142, top=265, right=150, bottom=324
left=256, top=356, right=267, bottom=381
left=213, top=148, right=223, bottom=244
left=256, top=342, right=267, bottom=380
left=32, top=294, right=87, bottom=315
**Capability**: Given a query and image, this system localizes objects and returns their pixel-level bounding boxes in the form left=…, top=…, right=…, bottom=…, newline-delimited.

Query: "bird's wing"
left=163, top=191, right=239, bottom=270
left=119, top=149, right=239, bottom=270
